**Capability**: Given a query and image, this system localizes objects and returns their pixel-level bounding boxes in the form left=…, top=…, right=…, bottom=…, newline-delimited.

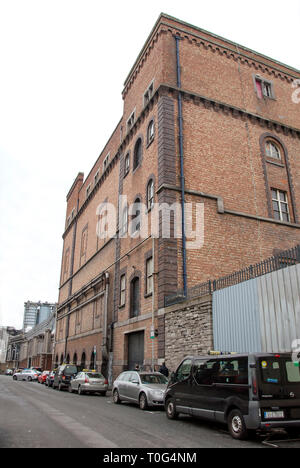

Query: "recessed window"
left=255, top=76, right=274, bottom=99
left=147, top=179, right=154, bottom=211
left=132, top=198, right=141, bottom=233
left=124, top=153, right=130, bottom=176
left=86, top=184, right=91, bottom=198
left=120, top=274, right=126, bottom=307
left=144, top=82, right=154, bottom=107
left=146, top=257, right=153, bottom=295
left=130, top=277, right=140, bottom=318
left=94, top=170, right=100, bottom=185
left=120, top=205, right=128, bottom=237
left=147, top=120, right=155, bottom=145
left=271, top=189, right=290, bottom=222
left=103, top=153, right=110, bottom=173
left=127, top=111, right=135, bottom=133
left=133, top=138, right=142, bottom=171
left=265, top=140, right=281, bottom=160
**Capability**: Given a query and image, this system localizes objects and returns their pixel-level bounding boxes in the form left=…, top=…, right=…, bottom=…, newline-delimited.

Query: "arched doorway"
left=90, top=351, right=96, bottom=370
left=73, top=353, right=78, bottom=365
left=81, top=352, right=86, bottom=369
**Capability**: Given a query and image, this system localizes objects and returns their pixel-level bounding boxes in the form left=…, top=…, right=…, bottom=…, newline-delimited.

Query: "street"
left=0, top=375, right=293, bottom=449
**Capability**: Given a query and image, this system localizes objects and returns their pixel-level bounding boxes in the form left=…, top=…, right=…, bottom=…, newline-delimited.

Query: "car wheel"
left=227, top=409, right=248, bottom=440
left=166, top=398, right=178, bottom=420
left=113, top=389, right=121, bottom=404
left=139, top=393, right=148, bottom=410
left=58, top=382, right=63, bottom=391
left=68, top=385, right=74, bottom=393
left=13, top=376, right=17, bottom=381
left=28, top=377, right=32, bottom=382
left=78, top=385, right=84, bottom=395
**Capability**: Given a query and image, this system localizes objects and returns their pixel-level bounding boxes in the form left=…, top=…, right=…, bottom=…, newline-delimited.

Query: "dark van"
left=164, top=353, right=300, bottom=440
left=53, top=364, right=81, bottom=391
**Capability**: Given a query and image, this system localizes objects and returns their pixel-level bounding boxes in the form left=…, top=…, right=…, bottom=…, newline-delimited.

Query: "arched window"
left=265, top=140, right=281, bottom=160
left=147, top=120, right=154, bottom=145
left=120, top=204, right=128, bottom=237
left=66, top=354, right=70, bottom=364
left=130, top=277, right=140, bottom=318
left=132, top=198, right=141, bottom=233
left=147, top=179, right=154, bottom=210
left=60, top=354, right=64, bottom=365
left=133, top=138, right=142, bottom=170
left=124, top=153, right=130, bottom=176
left=55, top=355, right=59, bottom=366
left=90, top=351, right=96, bottom=370
left=81, top=352, right=86, bottom=369
left=73, top=353, right=78, bottom=365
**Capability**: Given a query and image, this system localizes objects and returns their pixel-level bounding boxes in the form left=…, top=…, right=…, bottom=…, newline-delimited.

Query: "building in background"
left=0, top=327, right=20, bottom=372
left=55, top=14, right=300, bottom=380
left=23, top=301, right=56, bottom=332
left=6, top=305, right=57, bottom=370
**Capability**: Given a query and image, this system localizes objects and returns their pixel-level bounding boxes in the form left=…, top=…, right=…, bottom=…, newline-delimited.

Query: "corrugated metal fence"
left=213, top=263, right=300, bottom=353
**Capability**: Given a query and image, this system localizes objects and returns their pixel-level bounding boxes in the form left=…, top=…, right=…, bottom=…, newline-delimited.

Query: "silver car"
left=13, top=369, right=39, bottom=381
left=112, top=372, right=168, bottom=410
left=69, top=371, right=108, bottom=396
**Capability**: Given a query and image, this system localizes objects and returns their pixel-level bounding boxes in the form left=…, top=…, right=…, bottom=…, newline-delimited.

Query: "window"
left=130, top=277, right=140, bottom=318
left=260, top=358, right=282, bottom=384
left=127, top=111, right=135, bottom=132
left=147, top=120, right=155, bottom=145
left=86, top=184, right=91, bottom=198
left=286, top=361, right=300, bottom=383
left=120, top=205, right=128, bottom=237
left=265, top=140, right=281, bottom=160
left=120, top=274, right=126, bottom=306
left=255, top=76, right=274, bottom=99
left=103, top=153, right=110, bottom=173
left=133, top=138, right=142, bottom=170
left=131, top=198, right=141, bottom=233
left=146, top=257, right=153, bottom=295
left=271, top=189, right=290, bottom=222
left=147, top=179, right=154, bottom=210
left=144, top=82, right=154, bottom=106
left=124, top=153, right=130, bottom=176
left=175, top=359, right=192, bottom=382
left=71, top=208, right=75, bottom=220
left=94, top=170, right=100, bottom=185
left=80, top=226, right=88, bottom=265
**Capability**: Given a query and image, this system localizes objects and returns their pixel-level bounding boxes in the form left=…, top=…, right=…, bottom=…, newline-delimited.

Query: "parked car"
left=5, top=369, right=13, bottom=376
left=45, top=371, right=55, bottom=387
left=38, top=371, right=50, bottom=384
left=113, top=371, right=168, bottom=410
left=164, top=353, right=300, bottom=440
left=13, top=369, right=39, bottom=381
left=53, top=364, right=80, bottom=391
left=69, top=370, right=108, bottom=396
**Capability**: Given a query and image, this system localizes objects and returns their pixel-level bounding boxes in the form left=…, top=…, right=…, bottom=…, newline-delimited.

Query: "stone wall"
left=163, top=294, right=213, bottom=372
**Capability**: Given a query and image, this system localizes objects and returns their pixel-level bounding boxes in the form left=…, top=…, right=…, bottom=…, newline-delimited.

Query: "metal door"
left=128, top=331, right=144, bottom=371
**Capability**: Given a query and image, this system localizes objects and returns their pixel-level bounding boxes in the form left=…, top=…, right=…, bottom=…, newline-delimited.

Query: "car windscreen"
left=86, top=373, right=103, bottom=379
left=63, top=365, right=78, bottom=375
left=140, top=374, right=168, bottom=385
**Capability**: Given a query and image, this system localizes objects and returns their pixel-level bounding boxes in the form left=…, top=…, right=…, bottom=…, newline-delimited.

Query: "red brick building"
left=55, top=14, right=300, bottom=381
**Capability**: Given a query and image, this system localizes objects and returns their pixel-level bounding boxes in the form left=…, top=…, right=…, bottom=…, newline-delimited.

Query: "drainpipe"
left=175, top=35, right=188, bottom=297
left=102, top=272, right=110, bottom=363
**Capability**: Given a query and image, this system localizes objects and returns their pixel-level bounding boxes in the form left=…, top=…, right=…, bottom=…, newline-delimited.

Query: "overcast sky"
left=0, top=0, right=299, bottom=329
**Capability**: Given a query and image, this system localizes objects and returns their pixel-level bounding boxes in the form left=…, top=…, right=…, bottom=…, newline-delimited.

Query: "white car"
left=13, top=369, right=39, bottom=381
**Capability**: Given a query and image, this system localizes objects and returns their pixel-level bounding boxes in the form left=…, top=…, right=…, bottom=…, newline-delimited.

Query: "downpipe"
left=175, top=35, right=188, bottom=297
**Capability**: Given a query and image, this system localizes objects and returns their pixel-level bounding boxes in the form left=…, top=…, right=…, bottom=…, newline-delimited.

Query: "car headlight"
left=153, top=390, right=164, bottom=397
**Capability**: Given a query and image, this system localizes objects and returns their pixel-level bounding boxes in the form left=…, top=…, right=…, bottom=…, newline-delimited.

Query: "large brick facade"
left=55, top=14, right=300, bottom=380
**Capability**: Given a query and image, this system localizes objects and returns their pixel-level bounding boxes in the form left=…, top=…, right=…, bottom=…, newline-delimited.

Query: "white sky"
left=0, top=0, right=299, bottom=328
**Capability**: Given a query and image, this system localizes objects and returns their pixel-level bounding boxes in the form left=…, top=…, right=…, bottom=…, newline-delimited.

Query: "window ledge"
left=266, top=158, right=285, bottom=168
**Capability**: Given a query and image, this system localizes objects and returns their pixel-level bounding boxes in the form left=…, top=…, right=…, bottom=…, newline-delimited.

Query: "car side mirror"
left=170, top=372, right=176, bottom=383
left=132, top=380, right=139, bottom=385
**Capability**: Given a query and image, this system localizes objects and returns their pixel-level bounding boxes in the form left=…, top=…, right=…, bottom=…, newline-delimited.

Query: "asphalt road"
left=0, top=375, right=299, bottom=449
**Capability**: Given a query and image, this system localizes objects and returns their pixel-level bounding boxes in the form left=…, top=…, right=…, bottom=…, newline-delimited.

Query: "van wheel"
left=139, top=393, right=148, bottom=410
left=166, top=398, right=178, bottom=420
left=228, top=409, right=248, bottom=440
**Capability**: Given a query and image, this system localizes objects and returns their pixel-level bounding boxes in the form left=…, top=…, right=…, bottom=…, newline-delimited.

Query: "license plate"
left=264, top=411, right=285, bottom=419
